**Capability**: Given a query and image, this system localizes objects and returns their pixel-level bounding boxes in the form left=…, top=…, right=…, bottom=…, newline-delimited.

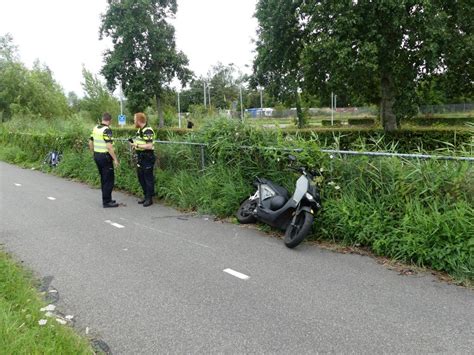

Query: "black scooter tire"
left=236, top=198, right=257, bottom=224
left=284, top=211, right=314, bottom=248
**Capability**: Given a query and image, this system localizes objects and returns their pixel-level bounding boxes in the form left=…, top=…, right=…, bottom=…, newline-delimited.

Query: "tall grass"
left=1, top=118, right=472, bottom=281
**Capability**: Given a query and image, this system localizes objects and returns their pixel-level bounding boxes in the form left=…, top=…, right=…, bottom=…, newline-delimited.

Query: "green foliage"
left=295, top=94, right=308, bottom=128
left=252, top=0, right=304, bottom=103
left=0, top=62, right=69, bottom=120
left=318, top=157, right=474, bottom=280
left=283, top=127, right=473, bottom=153
left=403, top=116, right=474, bottom=127
left=347, top=118, right=376, bottom=126
left=79, top=67, right=120, bottom=122
left=321, top=120, right=342, bottom=127
left=0, top=251, right=93, bottom=353
left=0, top=34, right=70, bottom=120
left=188, top=104, right=208, bottom=120
left=100, top=0, right=192, bottom=126
left=204, top=63, right=241, bottom=110
left=253, top=1, right=474, bottom=131
left=0, top=33, right=18, bottom=62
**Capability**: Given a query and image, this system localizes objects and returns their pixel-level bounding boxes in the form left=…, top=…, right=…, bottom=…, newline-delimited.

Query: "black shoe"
left=103, top=201, right=119, bottom=208
left=142, top=199, right=153, bottom=207
left=138, top=199, right=146, bottom=204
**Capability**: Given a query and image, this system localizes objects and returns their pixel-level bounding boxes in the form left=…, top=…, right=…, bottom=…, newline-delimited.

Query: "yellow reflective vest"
left=135, top=126, right=155, bottom=152
left=91, top=125, right=112, bottom=153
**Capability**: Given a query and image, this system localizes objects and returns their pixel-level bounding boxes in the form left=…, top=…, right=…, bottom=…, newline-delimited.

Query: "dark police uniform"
left=90, top=124, right=115, bottom=205
left=134, top=125, right=156, bottom=202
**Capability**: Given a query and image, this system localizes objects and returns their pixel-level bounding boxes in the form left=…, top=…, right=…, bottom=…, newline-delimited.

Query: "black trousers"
left=137, top=152, right=155, bottom=199
left=94, top=152, right=115, bottom=203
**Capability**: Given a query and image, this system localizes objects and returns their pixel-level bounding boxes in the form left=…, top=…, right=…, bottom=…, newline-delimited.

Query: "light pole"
left=257, top=85, right=264, bottom=117
left=208, top=85, right=212, bottom=107
left=177, top=90, right=181, bottom=128
left=240, top=85, right=244, bottom=122
left=119, top=82, right=124, bottom=116
left=203, top=82, right=207, bottom=108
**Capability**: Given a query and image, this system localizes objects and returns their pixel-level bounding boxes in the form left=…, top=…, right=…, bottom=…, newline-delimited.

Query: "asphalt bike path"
left=1, top=162, right=473, bottom=353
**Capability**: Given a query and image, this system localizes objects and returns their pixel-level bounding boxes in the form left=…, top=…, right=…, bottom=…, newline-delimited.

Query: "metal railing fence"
left=113, top=138, right=474, bottom=172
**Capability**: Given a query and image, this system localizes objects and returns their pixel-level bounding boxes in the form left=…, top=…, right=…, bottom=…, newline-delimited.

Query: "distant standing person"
left=130, top=112, right=156, bottom=207
left=89, top=112, right=119, bottom=208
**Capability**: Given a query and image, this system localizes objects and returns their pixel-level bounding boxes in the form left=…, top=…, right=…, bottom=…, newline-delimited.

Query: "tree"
left=252, top=0, right=307, bottom=127
left=0, top=33, right=18, bottom=63
left=252, top=0, right=304, bottom=102
left=253, top=1, right=473, bottom=131
left=24, top=61, right=70, bottom=118
left=206, top=63, right=240, bottom=110
left=1, top=35, right=69, bottom=120
left=100, top=0, right=192, bottom=127
left=80, top=67, right=120, bottom=122
left=301, top=1, right=473, bottom=131
left=437, top=0, right=474, bottom=101
left=67, top=91, right=80, bottom=112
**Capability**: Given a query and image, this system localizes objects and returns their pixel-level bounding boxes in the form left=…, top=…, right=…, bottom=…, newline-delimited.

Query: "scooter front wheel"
left=284, top=211, right=314, bottom=248
left=236, top=198, right=257, bottom=224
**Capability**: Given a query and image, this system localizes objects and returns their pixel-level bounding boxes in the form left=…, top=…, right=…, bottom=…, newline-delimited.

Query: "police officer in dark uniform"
left=89, top=112, right=119, bottom=208
left=130, top=112, right=155, bottom=207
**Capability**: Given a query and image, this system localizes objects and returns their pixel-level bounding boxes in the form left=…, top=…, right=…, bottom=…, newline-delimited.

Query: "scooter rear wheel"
left=284, top=211, right=314, bottom=248
left=236, top=198, right=257, bottom=224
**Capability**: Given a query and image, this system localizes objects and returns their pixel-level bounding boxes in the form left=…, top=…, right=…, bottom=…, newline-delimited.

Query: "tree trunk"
left=380, top=73, right=398, bottom=132
left=156, top=95, right=164, bottom=128
left=296, top=92, right=304, bottom=128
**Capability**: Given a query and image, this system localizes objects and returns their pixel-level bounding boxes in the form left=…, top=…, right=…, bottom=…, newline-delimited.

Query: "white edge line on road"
left=223, top=268, right=250, bottom=280
left=105, top=220, right=125, bottom=229
left=47, top=197, right=56, bottom=201
left=14, top=183, right=22, bottom=186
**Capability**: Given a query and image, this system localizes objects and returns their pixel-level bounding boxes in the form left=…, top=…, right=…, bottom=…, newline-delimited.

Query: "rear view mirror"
left=288, top=154, right=296, bottom=162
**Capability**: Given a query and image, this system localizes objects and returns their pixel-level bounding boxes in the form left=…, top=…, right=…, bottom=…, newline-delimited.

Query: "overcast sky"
left=0, top=0, right=258, bottom=96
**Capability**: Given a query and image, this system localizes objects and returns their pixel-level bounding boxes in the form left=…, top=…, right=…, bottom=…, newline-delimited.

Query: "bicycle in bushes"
left=41, top=149, right=63, bottom=171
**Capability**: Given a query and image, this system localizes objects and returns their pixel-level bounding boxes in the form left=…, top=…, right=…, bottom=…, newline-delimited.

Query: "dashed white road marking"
left=14, top=183, right=22, bottom=186
left=105, top=220, right=125, bottom=229
left=223, top=268, right=250, bottom=280
left=47, top=197, right=56, bottom=201
left=183, top=239, right=211, bottom=249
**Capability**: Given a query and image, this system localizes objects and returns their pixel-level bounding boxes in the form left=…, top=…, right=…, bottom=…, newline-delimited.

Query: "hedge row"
left=403, top=116, right=474, bottom=126
left=283, top=127, right=473, bottom=152
left=348, top=118, right=376, bottom=126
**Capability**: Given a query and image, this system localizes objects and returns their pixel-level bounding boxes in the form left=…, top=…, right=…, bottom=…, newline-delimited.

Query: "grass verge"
left=0, top=249, right=93, bottom=353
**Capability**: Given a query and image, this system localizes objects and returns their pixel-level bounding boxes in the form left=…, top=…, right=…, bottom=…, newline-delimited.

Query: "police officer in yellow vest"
left=130, top=112, right=155, bottom=207
left=89, top=112, right=120, bottom=208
